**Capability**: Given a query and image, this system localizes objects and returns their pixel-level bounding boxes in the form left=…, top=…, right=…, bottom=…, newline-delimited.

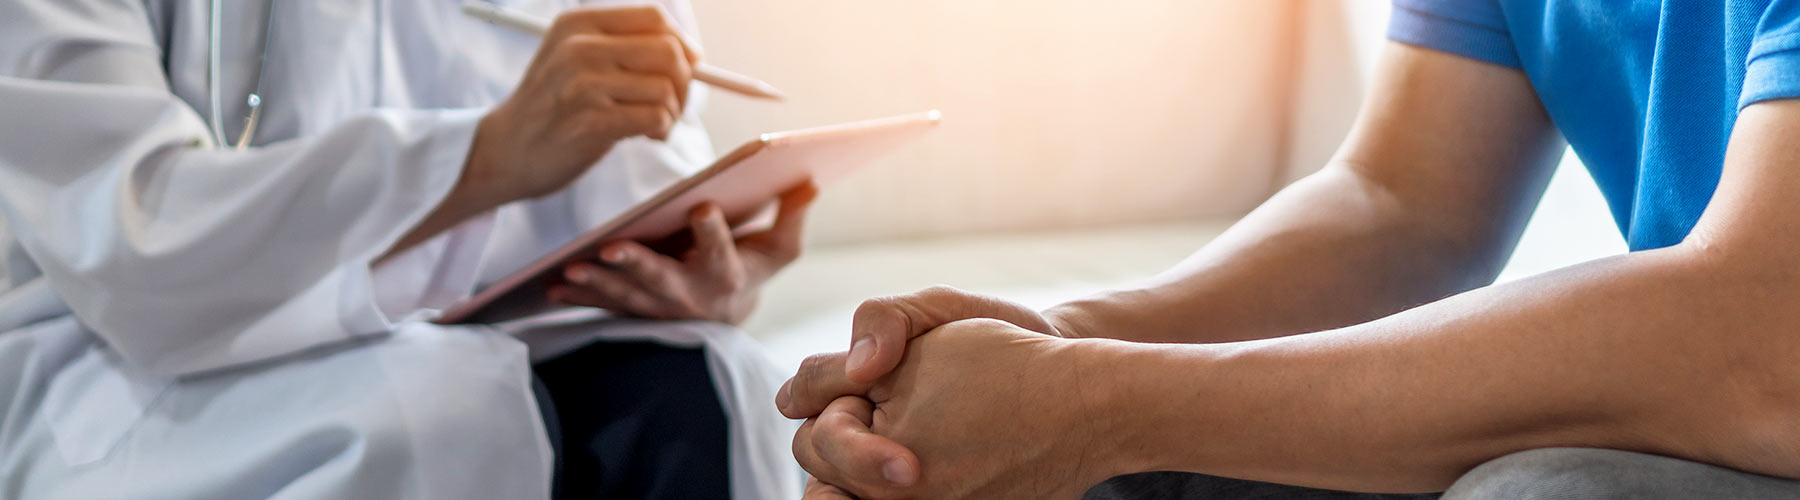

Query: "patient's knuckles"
left=793, top=420, right=827, bottom=472
left=851, top=297, right=901, bottom=326
left=928, top=317, right=1012, bottom=340
left=793, top=352, right=845, bottom=402
left=915, top=284, right=967, bottom=302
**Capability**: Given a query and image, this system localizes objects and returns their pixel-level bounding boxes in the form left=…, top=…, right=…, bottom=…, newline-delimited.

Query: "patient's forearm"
left=1049, top=165, right=1519, bottom=344
left=1045, top=44, right=1565, bottom=345
left=1081, top=244, right=1800, bottom=492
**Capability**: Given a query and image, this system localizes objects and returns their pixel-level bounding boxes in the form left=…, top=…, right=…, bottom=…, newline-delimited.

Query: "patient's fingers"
left=844, top=286, right=1061, bottom=384
left=792, top=397, right=918, bottom=496
left=802, top=477, right=858, bottom=500
left=818, top=396, right=919, bottom=488
left=779, top=351, right=879, bottom=418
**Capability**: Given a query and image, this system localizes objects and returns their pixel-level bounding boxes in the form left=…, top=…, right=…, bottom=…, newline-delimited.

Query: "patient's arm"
left=789, top=96, right=1800, bottom=497
left=1083, top=97, right=1800, bottom=489
left=813, top=43, right=1566, bottom=384
left=1050, top=42, right=1565, bottom=344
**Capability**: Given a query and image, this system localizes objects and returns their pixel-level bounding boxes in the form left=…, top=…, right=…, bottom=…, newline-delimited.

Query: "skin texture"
left=783, top=43, right=1800, bottom=499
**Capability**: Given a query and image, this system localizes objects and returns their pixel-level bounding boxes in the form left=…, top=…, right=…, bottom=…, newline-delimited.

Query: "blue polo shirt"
left=1388, top=0, right=1800, bottom=250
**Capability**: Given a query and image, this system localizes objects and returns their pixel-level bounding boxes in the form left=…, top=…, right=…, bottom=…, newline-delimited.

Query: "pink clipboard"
left=435, top=110, right=941, bottom=324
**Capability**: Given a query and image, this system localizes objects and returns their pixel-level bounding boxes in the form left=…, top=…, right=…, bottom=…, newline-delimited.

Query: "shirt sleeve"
left=1742, top=0, right=1800, bottom=107
left=0, top=0, right=481, bottom=376
left=1386, top=0, right=1522, bottom=69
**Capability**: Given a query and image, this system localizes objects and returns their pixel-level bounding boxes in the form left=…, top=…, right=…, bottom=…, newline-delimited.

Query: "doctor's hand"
left=547, top=183, right=817, bottom=324
left=775, top=286, right=1079, bottom=419
left=468, top=5, right=700, bottom=202
left=792, top=319, right=1117, bottom=500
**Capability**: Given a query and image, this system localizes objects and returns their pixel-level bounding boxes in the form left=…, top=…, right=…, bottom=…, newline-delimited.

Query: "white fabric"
left=1, top=316, right=551, bottom=499
left=0, top=0, right=799, bottom=498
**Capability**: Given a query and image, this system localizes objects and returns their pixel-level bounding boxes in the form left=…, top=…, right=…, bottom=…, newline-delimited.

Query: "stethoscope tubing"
left=208, top=0, right=277, bottom=150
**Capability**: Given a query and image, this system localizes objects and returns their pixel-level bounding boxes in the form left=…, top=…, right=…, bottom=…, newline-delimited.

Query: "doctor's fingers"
left=792, top=396, right=921, bottom=496
left=686, top=203, right=747, bottom=285
left=568, top=73, right=682, bottom=127
left=594, top=241, right=695, bottom=295
left=579, top=104, right=676, bottom=141
left=550, top=4, right=701, bottom=64
left=740, top=182, right=820, bottom=273
left=549, top=265, right=670, bottom=316
left=561, top=34, right=693, bottom=109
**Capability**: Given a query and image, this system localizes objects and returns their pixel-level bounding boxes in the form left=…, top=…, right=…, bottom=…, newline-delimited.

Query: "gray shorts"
left=1083, top=448, right=1800, bottom=500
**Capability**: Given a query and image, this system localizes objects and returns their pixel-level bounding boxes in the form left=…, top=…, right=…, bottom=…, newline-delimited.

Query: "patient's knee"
left=1445, top=448, right=1710, bottom=500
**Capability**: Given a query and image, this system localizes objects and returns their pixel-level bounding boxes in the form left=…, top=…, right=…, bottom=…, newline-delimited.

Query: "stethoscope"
left=207, top=0, right=277, bottom=150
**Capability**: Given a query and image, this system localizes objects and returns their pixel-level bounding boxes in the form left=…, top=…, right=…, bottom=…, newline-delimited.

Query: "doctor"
left=0, top=0, right=803, bottom=499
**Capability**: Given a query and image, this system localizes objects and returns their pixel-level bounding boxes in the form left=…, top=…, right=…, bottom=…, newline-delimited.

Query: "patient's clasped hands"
left=779, top=287, right=1123, bottom=499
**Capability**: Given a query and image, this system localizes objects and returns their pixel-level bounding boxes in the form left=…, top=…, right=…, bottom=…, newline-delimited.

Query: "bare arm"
left=1084, top=95, right=1800, bottom=491
left=1051, top=43, right=1566, bottom=343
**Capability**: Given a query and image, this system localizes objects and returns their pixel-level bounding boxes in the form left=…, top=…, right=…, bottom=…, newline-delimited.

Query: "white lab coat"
left=0, top=0, right=800, bottom=498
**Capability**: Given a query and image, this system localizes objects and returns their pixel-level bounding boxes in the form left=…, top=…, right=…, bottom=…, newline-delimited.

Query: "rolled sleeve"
left=1742, top=32, right=1800, bottom=108
left=1387, top=0, right=1522, bottom=69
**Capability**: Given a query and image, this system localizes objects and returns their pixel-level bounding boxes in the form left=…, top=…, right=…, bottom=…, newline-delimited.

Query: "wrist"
left=464, top=111, right=527, bottom=205
left=1042, top=300, right=1102, bottom=340
left=1061, top=338, right=1238, bottom=483
left=1057, top=337, right=1160, bottom=487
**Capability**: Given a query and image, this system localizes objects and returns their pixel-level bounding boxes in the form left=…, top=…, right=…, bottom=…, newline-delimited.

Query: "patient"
left=782, top=1, right=1800, bottom=499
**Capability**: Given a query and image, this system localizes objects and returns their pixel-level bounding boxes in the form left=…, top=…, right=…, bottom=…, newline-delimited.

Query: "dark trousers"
left=532, top=340, right=731, bottom=500
left=1085, top=472, right=1437, bottom=500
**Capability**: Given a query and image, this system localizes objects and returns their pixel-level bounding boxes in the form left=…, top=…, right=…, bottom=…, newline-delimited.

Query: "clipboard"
left=435, top=110, right=942, bottom=324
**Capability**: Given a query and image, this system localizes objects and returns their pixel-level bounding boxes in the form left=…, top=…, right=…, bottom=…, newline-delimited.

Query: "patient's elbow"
left=1659, top=239, right=1800, bottom=478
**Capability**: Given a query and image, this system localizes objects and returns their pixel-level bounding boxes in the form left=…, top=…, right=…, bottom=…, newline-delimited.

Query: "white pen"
left=461, top=1, right=787, bottom=101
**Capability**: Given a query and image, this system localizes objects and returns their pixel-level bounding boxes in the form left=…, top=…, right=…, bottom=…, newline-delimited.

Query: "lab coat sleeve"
left=0, top=2, right=486, bottom=376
